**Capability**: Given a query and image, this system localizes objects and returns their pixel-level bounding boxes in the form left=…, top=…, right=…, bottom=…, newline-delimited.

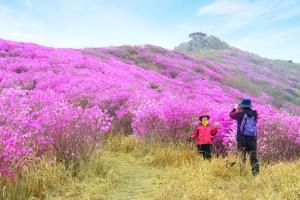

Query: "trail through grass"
left=105, top=152, right=165, bottom=200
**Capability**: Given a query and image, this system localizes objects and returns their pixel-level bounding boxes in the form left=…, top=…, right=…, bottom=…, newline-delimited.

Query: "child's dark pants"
left=197, top=144, right=212, bottom=160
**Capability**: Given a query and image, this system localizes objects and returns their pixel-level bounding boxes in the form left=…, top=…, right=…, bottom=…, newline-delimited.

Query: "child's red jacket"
left=191, top=124, right=218, bottom=144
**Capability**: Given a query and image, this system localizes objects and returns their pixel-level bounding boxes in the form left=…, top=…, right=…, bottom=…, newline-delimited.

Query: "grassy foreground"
left=1, top=135, right=300, bottom=200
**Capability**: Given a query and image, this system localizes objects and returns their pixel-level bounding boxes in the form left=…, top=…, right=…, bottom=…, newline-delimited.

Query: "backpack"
left=240, top=113, right=257, bottom=137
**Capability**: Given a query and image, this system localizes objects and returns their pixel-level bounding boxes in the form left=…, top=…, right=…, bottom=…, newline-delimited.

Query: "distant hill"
left=175, top=32, right=300, bottom=113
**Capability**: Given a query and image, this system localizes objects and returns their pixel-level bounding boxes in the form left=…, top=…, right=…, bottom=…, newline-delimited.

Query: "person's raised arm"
left=230, top=104, right=240, bottom=119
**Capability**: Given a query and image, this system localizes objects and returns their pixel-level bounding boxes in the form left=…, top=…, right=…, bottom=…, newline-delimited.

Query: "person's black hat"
left=238, top=98, right=253, bottom=108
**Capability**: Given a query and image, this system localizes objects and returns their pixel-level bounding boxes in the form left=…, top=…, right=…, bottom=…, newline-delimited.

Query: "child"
left=190, top=114, right=219, bottom=160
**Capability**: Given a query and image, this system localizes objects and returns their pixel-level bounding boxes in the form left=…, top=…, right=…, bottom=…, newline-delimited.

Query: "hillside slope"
left=175, top=32, right=300, bottom=112
left=0, top=39, right=299, bottom=170
left=0, top=38, right=299, bottom=199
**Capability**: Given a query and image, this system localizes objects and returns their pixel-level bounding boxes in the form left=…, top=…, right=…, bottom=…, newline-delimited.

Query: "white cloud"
left=196, top=0, right=300, bottom=39
left=197, top=0, right=275, bottom=33
left=198, top=0, right=300, bottom=20
left=198, top=0, right=250, bottom=15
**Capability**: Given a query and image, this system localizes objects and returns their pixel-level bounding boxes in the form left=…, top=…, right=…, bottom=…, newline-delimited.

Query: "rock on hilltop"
left=175, top=32, right=229, bottom=51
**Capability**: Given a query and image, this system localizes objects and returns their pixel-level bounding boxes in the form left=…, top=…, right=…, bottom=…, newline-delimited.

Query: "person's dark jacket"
left=230, top=108, right=258, bottom=136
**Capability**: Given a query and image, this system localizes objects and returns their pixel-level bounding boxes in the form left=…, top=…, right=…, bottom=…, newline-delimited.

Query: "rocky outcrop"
left=189, top=32, right=207, bottom=40
left=175, top=32, right=229, bottom=52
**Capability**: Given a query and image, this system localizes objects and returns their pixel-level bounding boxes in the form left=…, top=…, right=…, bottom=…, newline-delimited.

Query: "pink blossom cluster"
left=0, top=88, right=111, bottom=175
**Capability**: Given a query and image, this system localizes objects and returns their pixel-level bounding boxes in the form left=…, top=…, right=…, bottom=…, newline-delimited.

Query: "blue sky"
left=1, top=0, right=300, bottom=62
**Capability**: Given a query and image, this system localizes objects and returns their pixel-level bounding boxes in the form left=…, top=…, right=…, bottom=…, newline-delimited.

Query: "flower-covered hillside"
left=0, top=39, right=299, bottom=178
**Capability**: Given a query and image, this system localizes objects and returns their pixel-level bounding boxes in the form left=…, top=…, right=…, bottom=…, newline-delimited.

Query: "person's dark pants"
left=197, top=144, right=212, bottom=160
left=237, top=135, right=259, bottom=176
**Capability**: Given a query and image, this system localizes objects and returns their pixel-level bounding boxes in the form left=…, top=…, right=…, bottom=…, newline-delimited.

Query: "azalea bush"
left=0, top=88, right=112, bottom=177
left=256, top=105, right=300, bottom=161
left=132, top=97, right=197, bottom=141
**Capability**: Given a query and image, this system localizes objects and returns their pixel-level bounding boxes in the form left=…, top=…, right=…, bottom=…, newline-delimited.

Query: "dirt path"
left=104, top=152, right=165, bottom=200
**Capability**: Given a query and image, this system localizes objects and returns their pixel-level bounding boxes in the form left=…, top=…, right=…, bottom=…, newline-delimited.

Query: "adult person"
left=230, top=98, right=259, bottom=176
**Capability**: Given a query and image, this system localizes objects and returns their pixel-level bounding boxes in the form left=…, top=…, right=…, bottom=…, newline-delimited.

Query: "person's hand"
left=213, top=122, right=219, bottom=128
left=234, top=104, right=240, bottom=110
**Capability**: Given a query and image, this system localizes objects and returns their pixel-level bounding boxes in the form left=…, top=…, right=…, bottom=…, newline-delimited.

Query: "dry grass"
left=1, top=134, right=299, bottom=200
left=151, top=160, right=300, bottom=200
left=105, top=135, right=300, bottom=200
left=0, top=150, right=119, bottom=200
